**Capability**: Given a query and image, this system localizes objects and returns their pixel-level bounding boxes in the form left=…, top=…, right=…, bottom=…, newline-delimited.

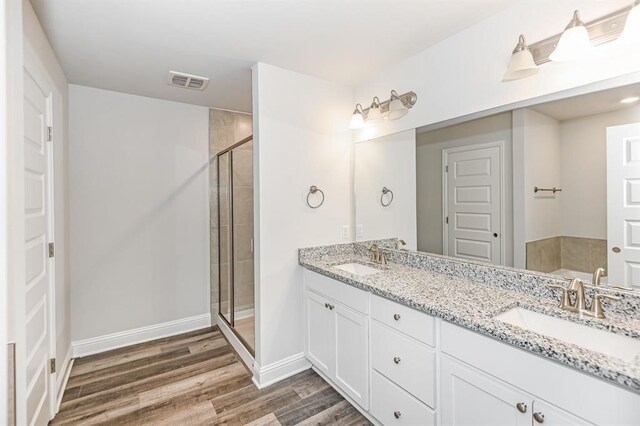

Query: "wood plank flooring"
left=52, top=326, right=371, bottom=425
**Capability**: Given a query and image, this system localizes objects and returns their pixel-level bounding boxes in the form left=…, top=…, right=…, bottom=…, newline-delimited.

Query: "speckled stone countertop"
left=299, top=241, right=640, bottom=393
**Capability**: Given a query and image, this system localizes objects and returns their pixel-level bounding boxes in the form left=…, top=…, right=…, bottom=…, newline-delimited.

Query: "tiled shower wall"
left=209, top=109, right=252, bottom=320
left=526, top=236, right=607, bottom=274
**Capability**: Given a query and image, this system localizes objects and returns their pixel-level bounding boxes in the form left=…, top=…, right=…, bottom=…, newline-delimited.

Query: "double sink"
left=332, top=261, right=640, bottom=364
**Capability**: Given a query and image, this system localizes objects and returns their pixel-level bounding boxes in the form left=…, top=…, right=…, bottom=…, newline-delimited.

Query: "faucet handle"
left=589, top=293, right=621, bottom=319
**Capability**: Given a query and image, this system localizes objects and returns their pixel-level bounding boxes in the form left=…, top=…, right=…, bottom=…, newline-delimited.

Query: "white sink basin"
left=334, top=262, right=382, bottom=276
left=495, top=307, right=640, bottom=362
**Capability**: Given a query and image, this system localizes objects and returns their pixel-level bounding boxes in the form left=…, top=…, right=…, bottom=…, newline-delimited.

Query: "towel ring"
left=381, top=187, right=394, bottom=207
left=307, top=185, right=325, bottom=209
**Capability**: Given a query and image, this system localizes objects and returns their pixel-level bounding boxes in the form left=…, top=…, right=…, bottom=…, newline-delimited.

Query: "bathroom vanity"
left=299, top=242, right=640, bottom=426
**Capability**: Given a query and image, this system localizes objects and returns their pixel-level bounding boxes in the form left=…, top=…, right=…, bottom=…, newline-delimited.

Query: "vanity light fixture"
left=349, top=90, right=418, bottom=128
left=619, top=0, right=640, bottom=45
left=349, top=104, right=366, bottom=129
left=387, top=90, right=409, bottom=120
left=621, top=96, right=640, bottom=103
left=549, top=10, right=592, bottom=62
left=503, top=4, right=638, bottom=81
left=502, top=35, right=539, bottom=82
left=367, top=97, right=384, bottom=123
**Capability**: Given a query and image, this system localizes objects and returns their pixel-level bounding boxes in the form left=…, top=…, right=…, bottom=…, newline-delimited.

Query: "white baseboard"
left=217, top=317, right=254, bottom=373
left=72, top=313, right=211, bottom=358
left=55, top=347, right=73, bottom=414
left=252, top=352, right=311, bottom=389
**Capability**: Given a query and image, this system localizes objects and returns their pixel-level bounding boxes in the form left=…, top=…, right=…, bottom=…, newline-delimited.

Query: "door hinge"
left=48, top=242, right=55, bottom=258
left=50, top=358, right=56, bottom=374
left=47, top=126, right=53, bottom=142
left=446, top=216, right=449, bottom=224
left=445, top=165, right=448, bottom=172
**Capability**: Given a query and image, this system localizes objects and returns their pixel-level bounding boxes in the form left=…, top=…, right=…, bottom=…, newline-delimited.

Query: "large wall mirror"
left=355, top=82, right=640, bottom=288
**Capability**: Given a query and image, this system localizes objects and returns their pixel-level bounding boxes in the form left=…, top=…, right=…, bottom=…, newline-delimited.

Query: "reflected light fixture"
left=367, top=97, right=384, bottom=123
left=621, top=96, right=640, bottom=103
left=549, top=10, right=592, bottom=62
left=387, top=90, right=409, bottom=120
left=349, top=103, right=366, bottom=129
left=619, top=0, right=640, bottom=46
left=503, top=34, right=539, bottom=81
left=349, top=90, right=417, bottom=129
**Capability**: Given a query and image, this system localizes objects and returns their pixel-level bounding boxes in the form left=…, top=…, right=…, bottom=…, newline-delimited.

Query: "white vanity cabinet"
left=302, top=269, right=640, bottom=426
left=304, top=271, right=369, bottom=409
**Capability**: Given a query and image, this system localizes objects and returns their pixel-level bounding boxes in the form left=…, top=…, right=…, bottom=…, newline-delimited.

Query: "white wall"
left=513, top=108, right=562, bottom=267
left=560, top=106, right=640, bottom=240
left=355, top=129, right=417, bottom=249
left=69, top=85, right=210, bottom=342
left=416, top=112, right=512, bottom=262
left=353, top=1, right=640, bottom=143
left=22, top=0, right=71, bottom=399
left=252, top=62, right=353, bottom=379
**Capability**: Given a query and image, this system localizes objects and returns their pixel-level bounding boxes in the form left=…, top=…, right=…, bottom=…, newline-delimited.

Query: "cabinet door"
left=334, top=304, right=369, bottom=410
left=531, top=400, right=595, bottom=426
left=305, top=290, right=334, bottom=377
left=441, top=356, right=531, bottom=426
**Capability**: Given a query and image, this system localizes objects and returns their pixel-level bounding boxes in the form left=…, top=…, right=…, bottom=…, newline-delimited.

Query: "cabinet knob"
left=393, top=356, right=401, bottom=364
left=533, top=412, right=545, bottom=423
left=393, top=411, right=402, bottom=419
left=516, top=402, right=527, bottom=413
left=324, top=303, right=329, bottom=309
left=393, top=313, right=401, bottom=321
left=329, top=304, right=334, bottom=310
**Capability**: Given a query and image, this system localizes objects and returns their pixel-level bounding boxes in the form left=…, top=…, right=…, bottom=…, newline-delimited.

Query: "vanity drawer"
left=371, top=370, right=436, bottom=426
left=371, top=294, right=435, bottom=345
left=304, top=270, right=369, bottom=314
left=371, top=321, right=436, bottom=407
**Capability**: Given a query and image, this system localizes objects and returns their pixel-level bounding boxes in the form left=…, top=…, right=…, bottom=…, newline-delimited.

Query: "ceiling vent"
left=168, top=71, right=209, bottom=91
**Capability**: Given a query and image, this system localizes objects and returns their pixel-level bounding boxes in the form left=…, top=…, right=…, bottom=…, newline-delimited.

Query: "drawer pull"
left=329, top=304, right=335, bottom=310
left=516, top=402, right=527, bottom=413
left=393, top=356, right=401, bottom=364
left=394, top=411, right=402, bottom=419
left=393, top=313, right=401, bottom=321
left=533, top=412, right=544, bottom=423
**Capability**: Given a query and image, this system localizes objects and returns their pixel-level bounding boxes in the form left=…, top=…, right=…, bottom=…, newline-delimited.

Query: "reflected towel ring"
left=381, top=186, right=394, bottom=207
left=307, top=185, right=325, bottom=209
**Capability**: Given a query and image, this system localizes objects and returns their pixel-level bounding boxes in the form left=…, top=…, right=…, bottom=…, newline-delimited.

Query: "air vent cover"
left=168, top=71, right=209, bottom=91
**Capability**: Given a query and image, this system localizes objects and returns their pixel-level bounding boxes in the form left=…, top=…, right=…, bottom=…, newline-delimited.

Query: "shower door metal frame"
left=216, top=135, right=254, bottom=355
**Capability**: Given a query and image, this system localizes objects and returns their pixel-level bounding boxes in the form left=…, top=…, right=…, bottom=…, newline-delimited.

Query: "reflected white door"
left=607, top=123, right=640, bottom=287
left=23, top=66, right=54, bottom=425
left=444, top=144, right=502, bottom=264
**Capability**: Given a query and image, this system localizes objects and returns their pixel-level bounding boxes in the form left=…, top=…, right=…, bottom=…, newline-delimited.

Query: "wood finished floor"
left=51, top=326, right=371, bottom=426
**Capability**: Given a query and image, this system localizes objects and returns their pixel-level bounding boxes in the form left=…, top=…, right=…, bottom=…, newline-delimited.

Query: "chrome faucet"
left=548, top=278, right=620, bottom=319
left=368, top=243, right=387, bottom=265
left=592, top=267, right=605, bottom=286
left=396, top=239, right=407, bottom=250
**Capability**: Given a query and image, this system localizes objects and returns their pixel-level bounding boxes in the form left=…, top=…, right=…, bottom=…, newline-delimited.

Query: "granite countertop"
left=299, top=249, right=640, bottom=393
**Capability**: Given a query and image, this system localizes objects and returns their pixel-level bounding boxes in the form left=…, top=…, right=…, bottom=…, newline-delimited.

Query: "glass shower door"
left=216, top=137, right=254, bottom=354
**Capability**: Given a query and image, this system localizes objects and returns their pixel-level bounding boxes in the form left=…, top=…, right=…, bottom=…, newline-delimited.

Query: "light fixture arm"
left=512, top=34, right=529, bottom=54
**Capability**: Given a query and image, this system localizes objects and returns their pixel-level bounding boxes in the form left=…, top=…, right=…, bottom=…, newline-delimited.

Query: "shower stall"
left=212, top=135, right=255, bottom=354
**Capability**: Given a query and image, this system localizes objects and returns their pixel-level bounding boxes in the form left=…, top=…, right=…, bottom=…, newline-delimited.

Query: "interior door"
left=444, top=145, right=502, bottom=264
left=607, top=123, right=640, bottom=287
left=23, top=66, right=54, bottom=425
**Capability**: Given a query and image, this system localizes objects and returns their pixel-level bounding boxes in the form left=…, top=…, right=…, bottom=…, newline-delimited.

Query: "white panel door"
left=607, top=123, right=640, bottom=287
left=305, top=290, right=334, bottom=377
left=23, top=67, right=54, bottom=425
left=444, top=145, right=502, bottom=264
left=441, top=356, right=531, bottom=426
left=334, top=304, right=369, bottom=410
